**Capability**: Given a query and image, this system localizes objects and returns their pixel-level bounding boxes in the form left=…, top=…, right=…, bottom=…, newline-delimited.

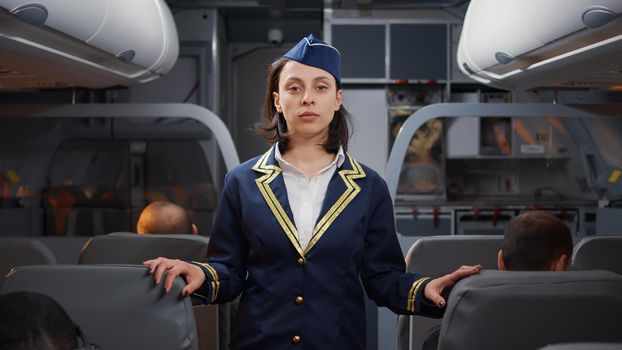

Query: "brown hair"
left=502, top=211, right=573, bottom=271
left=256, top=57, right=352, bottom=154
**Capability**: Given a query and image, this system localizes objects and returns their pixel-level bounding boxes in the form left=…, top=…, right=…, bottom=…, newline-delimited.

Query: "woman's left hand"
left=424, top=264, right=482, bottom=308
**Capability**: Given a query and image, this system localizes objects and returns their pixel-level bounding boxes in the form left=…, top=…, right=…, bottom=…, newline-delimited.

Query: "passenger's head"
left=0, top=291, right=77, bottom=350
left=259, top=34, right=351, bottom=154
left=498, top=211, right=573, bottom=271
left=136, top=201, right=197, bottom=235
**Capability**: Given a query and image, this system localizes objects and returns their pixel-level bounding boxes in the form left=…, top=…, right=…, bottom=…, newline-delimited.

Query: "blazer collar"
left=252, top=145, right=366, bottom=258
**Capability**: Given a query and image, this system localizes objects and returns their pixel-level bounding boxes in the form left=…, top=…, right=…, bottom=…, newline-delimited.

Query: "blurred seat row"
left=1, top=234, right=621, bottom=350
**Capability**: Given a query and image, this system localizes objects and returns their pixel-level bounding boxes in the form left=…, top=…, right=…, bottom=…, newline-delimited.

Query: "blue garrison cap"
left=283, top=34, right=341, bottom=86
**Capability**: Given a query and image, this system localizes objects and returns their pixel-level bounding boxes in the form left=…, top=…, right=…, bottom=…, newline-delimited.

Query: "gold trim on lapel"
left=304, top=154, right=366, bottom=255
left=252, top=147, right=366, bottom=258
left=252, top=149, right=304, bottom=257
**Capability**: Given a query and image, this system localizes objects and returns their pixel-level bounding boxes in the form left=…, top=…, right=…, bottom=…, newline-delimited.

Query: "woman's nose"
left=301, top=91, right=315, bottom=105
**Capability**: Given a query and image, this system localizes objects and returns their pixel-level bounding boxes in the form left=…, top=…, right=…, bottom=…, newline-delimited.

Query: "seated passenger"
left=423, top=211, right=574, bottom=350
left=498, top=211, right=573, bottom=271
left=0, top=291, right=79, bottom=350
left=136, top=201, right=198, bottom=235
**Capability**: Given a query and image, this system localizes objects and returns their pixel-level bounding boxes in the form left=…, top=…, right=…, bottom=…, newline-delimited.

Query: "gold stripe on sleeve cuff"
left=407, top=277, right=431, bottom=313
left=193, top=261, right=220, bottom=302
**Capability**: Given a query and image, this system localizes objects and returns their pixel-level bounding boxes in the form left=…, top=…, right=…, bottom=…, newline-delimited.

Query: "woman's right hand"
left=143, top=257, right=206, bottom=297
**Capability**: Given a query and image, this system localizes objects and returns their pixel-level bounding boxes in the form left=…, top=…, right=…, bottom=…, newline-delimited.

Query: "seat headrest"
left=439, top=270, right=622, bottom=350
left=572, top=235, right=622, bottom=274
left=79, top=233, right=209, bottom=264
left=406, top=235, right=502, bottom=276
left=0, top=239, right=56, bottom=279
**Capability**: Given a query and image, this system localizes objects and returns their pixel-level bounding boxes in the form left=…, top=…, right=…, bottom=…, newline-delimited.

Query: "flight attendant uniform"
left=192, top=145, right=441, bottom=350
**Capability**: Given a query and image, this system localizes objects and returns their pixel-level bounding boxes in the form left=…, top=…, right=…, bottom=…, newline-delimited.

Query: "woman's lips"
left=299, top=111, right=319, bottom=121
left=300, top=111, right=319, bottom=117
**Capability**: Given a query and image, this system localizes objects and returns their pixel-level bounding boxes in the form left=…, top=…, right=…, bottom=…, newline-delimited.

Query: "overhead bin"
left=457, top=0, right=622, bottom=89
left=0, top=0, right=178, bottom=89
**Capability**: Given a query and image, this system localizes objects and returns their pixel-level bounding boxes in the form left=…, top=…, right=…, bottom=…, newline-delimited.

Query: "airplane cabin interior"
left=0, top=1, right=621, bottom=350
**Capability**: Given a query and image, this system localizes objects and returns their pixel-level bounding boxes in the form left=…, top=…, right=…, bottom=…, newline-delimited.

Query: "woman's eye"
left=288, top=86, right=301, bottom=93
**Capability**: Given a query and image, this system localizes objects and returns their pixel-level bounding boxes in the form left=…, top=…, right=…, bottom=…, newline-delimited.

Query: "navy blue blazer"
left=193, top=146, right=440, bottom=349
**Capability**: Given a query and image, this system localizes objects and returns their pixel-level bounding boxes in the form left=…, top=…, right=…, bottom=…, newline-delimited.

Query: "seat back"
left=572, top=235, right=622, bottom=275
left=399, top=235, right=502, bottom=350
left=0, top=238, right=56, bottom=280
left=438, top=270, right=622, bottom=350
left=79, top=232, right=209, bottom=264
left=78, top=232, right=218, bottom=350
left=0, top=264, right=199, bottom=350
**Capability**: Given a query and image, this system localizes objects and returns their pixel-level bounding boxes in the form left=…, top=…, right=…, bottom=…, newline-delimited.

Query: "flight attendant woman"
left=145, top=34, right=481, bottom=350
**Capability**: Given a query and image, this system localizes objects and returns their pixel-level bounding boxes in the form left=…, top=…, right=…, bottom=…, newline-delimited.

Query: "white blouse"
left=274, top=144, right=345, bottom=249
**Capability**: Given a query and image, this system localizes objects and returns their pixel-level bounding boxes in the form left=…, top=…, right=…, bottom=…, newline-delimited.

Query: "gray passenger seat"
left=0, top=238, right=56, bottom=283
left=0, top=264, right=199, bottom=350
left=79, top=232, right=209, bottom=264
left=438, top=270, right=622, bottom=350
left=78, top=232, right=220, bottom=350
left=398, top=235, right=502, bottom=350
left=571, top=235, right=622, bottom=275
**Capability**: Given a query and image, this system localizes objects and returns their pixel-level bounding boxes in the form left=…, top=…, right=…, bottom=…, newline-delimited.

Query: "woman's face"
left=273, top=60, right=342, bottom=142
